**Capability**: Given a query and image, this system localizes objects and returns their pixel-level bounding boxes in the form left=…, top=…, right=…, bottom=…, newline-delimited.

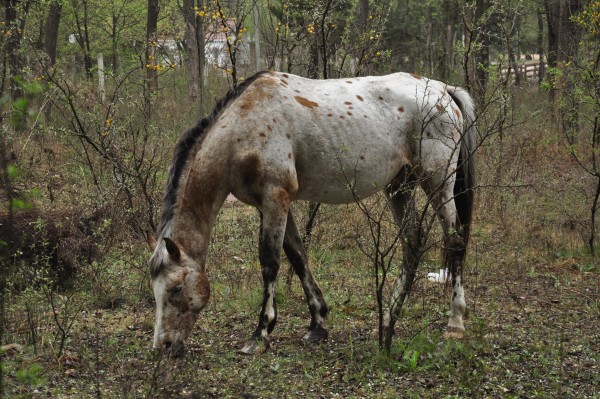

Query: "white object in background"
left=427, top=268, right=450, bottom=283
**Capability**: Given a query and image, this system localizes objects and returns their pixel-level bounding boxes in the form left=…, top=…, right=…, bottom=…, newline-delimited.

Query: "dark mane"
left=156, top=71, right=270, bottom=236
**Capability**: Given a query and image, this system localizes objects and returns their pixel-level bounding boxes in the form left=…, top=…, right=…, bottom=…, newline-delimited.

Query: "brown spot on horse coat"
left=436, top=104, right=444, bottom=112
left=282, top=73, right=289, bottom=78
left=239, top=78, right=276, bottom=115
left=454, top=108, right=461, bottom=118
left=259, top=132, right=266, bottom=137
left=346, top=81, right=353, bottom=84
left=272, top=187, right=291, bottom=207
left=327, top=113, right=333, bottom=117
left=344, top=101, right=352, bottom=105
left=239, top=97, right=255, bottom=113
left=347, top=111, right=353, bottom=116
left=294, top=96, right=319, bottom=109
left=240, top=153, right=264, bottom=187
left=356, top=95, right=364, bottom=101
left=267, top=125, right=273, bottom=131
left=398, top=106, right=404, bottom=112
left=196, top=271, right=210, bottom=302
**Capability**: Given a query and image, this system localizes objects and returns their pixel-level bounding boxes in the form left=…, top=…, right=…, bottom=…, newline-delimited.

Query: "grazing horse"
left=146, top=71, right=476, bottom=356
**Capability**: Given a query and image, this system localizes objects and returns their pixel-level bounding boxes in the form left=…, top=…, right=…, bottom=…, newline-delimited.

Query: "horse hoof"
left=239, top=338, right=269, bottom=355
left=443, top=327, right=464, bottom=340
left=303, top=326, right=328, bottom=343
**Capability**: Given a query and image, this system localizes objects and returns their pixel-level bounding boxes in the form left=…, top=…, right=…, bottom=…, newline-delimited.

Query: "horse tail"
left=447, top=87, right=476, bottom=246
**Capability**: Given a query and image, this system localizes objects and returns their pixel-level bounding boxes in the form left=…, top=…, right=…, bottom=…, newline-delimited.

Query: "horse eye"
left=172, top=286, right=183, bottom=294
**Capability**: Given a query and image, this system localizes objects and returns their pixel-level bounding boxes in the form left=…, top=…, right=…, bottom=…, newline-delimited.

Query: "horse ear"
left=163, top=237, right=181, bottom=262
left=146, top=231, right=157, bottom=251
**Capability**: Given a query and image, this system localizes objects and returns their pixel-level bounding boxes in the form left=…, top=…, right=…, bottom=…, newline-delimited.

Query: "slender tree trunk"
left=146, top=0, right=159, bottom=93
left=44, top=0, right=62, bottom=67
left=426, top=6, right=434, bottom=75
left=253, top=0, right=261, bottom=72
left=183, top=0, right=205, bottom=106
left=545, top=0, right=582, bottom=132
left=111, top=12, right=119, bottom=73
left=442, top=0, right=456, bottom=80
left=195, top=1, right=205, bottom=101
left=3, top=0, right=30, bottom=98
left=71, top=0, right=93, bottom=79
left=0, top=133, right=14, bottom=399
left=474, top=0, right=489, bottom=96
left=463, top=0, right=489, bottom=102
left=307, top=35, right=319, bottom=79
left=357, top=0, right=369, bottom=32
left=537, top=2, right=545, bottom=85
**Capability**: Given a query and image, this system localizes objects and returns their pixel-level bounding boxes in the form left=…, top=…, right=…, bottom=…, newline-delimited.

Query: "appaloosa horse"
left=147, top=70, right=476, bottom=356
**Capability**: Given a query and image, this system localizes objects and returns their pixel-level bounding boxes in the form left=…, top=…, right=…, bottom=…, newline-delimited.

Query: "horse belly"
left=294, top=144, right=407, bottom=204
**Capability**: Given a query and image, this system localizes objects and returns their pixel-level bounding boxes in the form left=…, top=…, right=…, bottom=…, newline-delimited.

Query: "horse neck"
left=170, top=163, right=229, bottom=262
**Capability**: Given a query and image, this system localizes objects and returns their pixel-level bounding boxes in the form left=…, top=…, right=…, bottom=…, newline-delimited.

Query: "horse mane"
left=156, top=71, right=270, bottom=237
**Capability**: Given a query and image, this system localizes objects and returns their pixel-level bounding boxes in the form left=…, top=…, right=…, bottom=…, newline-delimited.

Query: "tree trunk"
left=537, top=2, right=545, bottom=85
left=3, top=0, right=30, bottom=99
left=426, top=6, right=434, bottom=75
left=146, top=0, right=159, bottom=93
left=44, top=0, right=62, bottom=67
left=111, top=11, right=119, bottom=73
left=71, top=0, right=93, bottom=79
left=195, top=1, right=205, bottom=101
left=183, top=0, right=205, bottom=105
left=474, top=0, right=489, bottom=96
left=357, top=0, right=369, bottom=32
left=442, top=0, right=457, bottom=80
left=464, top=0, right=489, bottom=102
left=545, top=0, right=582, bottom=132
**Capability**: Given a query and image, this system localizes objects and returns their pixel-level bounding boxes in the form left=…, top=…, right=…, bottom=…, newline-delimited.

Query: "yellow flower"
left=105, top=118, right=113, bottom=127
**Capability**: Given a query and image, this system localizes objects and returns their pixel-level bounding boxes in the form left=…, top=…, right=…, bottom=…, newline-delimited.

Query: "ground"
left=2, top=201, right=599, bottom=398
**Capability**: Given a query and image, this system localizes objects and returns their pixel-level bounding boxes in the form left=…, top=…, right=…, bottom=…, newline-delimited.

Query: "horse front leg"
left=282, top=210, right=328, bottom=343
left=240, top=192, right=289, bottom=354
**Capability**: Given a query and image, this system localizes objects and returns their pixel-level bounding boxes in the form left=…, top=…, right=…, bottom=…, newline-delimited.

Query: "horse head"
left=147, top=234, right=210, bottom=357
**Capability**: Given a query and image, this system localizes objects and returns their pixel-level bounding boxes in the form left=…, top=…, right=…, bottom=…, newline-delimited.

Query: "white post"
left=97, top=52, right=105, bottom=102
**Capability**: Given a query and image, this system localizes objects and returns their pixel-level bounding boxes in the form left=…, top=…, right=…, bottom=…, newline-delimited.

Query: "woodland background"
left=0, top=0, right=599, bottom=397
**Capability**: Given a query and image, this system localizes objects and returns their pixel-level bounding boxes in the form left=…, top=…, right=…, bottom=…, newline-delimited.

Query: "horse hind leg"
left=424, top=178, right=468, bottom=339
left=282, top=210, right=328, bottom=343
left=383, top=169, right=423, bottom=349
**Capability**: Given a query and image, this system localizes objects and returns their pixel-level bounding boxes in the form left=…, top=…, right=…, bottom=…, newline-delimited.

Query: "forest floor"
left=2, top=202, right=599, bottom=398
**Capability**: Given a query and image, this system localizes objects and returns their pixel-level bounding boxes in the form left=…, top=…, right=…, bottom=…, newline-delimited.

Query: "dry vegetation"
left=0, top=78, right=599, bottom=398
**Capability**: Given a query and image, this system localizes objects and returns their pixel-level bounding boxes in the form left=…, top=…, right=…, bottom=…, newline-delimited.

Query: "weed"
left=15, top=363, right=45, bottom=388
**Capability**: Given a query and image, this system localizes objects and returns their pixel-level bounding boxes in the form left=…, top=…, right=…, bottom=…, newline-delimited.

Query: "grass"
left=2, top=82, right=600, bottom=397
left=2, top=199, right=599, bottom=397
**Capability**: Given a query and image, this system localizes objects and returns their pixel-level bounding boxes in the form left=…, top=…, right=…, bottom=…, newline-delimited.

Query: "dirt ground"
left=2, top=233, right=598, bottom=398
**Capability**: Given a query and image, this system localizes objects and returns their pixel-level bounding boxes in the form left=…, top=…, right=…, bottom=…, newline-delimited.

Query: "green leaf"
left=10, top=198, right=31, bottom=210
